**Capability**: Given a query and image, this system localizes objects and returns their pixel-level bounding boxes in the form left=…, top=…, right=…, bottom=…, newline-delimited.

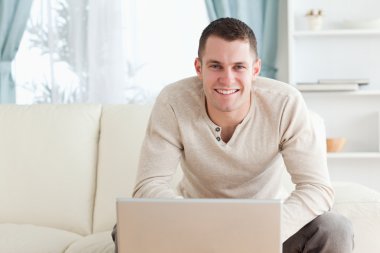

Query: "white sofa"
left=0, top=104, right=379, bottom=253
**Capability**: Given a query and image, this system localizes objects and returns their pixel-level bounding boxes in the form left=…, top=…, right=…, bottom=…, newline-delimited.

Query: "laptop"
left=116, top=198, right=282, bottom=253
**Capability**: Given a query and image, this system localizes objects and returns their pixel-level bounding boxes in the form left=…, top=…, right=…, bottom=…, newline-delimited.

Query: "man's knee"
left=316, top=212, right=353, bottom=238
left=284, top=212, right=354, bottom=253
left=313, top=212, right=354, bottom=251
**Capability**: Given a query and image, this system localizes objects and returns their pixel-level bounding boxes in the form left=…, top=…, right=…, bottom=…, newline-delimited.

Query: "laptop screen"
left=117, top=198, right=282, bottom=253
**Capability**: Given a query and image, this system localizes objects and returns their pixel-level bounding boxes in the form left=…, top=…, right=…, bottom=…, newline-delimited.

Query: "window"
left=123, top=0, right=209, bottom=103
left=13, top=0, right=87, bottom=104
left=13, top=0, right=209, bottom=104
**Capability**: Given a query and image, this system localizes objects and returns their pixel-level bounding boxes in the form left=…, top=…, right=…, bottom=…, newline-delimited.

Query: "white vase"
left=307, top=16, right=323, bottom=31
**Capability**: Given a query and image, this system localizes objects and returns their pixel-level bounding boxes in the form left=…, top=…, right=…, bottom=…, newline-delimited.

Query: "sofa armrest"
left=332, top=182, right=380, bottom=253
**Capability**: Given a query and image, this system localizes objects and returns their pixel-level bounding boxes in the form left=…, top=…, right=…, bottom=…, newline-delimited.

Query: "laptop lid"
left=117, top=198, right=282, bottom=253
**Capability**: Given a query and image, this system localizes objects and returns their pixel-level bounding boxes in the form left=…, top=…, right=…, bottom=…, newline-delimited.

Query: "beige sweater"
left=133, top=76, right=334, bottom=241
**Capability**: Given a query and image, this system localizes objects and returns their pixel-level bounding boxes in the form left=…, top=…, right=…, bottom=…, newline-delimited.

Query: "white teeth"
left=216, top=89, right=238, bottom=95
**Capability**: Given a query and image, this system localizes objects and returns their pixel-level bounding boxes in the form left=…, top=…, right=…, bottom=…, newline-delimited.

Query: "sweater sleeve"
left=279, top=91, right=334, bottom=242
left=133, top=90, right=184, bottom=198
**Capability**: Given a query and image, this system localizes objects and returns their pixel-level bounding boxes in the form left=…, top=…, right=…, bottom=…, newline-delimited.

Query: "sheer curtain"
left=13, top=0, right=126, bottom=104
left=122, top=0, right=208, bottom=104
left=13, top=0, right=87, bottom=103
left=13, top=0, right=208, bottom=104
left=205, top=0, right=279, bottom=78
left=0, top=0, right=33, bottom=103
left=87, top=0, right=126, bottom=103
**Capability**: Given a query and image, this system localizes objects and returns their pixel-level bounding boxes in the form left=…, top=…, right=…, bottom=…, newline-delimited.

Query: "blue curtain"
left=205, top=0, right=279, bottom=78
left=0, top=0, right=33, bottom=103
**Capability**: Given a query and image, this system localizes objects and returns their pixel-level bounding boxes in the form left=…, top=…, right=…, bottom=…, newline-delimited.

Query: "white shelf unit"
left=327, top=152, right=380, bottom=159
left=297, top=90, right=380, bottom=96
left=294, top=29, right=380, bottom=37
left=301, top=93, right=380, bottom=153
left=304, top=93, right=380, bottom=192
left=288, top=0, right=380, bottom=87
left=287, top=0, right=380, bottom=191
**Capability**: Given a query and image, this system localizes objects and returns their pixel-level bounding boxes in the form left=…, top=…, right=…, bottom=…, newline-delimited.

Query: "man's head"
left=194, top=18, right=261, bottom=124
left=198, top=17, right=258, bottom=60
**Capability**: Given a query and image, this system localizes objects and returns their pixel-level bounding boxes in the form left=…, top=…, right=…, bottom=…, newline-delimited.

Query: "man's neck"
left=208, top=109, right=245, bottom=129
left=206, top=102, right=250, bottom=143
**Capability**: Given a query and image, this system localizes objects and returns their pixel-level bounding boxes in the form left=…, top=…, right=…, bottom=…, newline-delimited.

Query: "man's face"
left=195, top=36, right=261, bottom=119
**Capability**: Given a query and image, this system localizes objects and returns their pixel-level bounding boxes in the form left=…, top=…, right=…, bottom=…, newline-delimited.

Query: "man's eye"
left=235, top=65, right=245, bottom=70
left=210, top=64, right=221, bottom=69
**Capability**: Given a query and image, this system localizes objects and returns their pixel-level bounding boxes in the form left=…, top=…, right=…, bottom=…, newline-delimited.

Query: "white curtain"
left=87, top=0, right=126, bottom=103
left=13, top=0, right=127, bottom=104
left=14, top=0, right=209, bottom=104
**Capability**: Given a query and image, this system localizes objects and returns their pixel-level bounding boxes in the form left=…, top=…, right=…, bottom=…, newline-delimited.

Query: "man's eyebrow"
left=205, top=60, right=248, bottom=65
left=205, top=60, right=221, bottom=64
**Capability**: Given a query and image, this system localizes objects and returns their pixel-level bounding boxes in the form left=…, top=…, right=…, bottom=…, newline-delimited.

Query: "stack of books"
left=296, top=79, right=369, bottom=91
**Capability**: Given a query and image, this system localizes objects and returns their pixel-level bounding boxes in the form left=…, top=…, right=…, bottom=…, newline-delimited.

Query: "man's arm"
left=280, top=91, right=334, bottom=242
left=133, top=90, right=183, bottom=198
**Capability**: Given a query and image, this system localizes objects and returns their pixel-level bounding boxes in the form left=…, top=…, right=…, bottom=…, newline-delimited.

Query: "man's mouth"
left=215, top=89, right=239, bottom=95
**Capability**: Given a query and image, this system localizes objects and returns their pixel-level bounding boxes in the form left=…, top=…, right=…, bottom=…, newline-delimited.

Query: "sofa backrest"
left=0, top=104, right=102, bottom=236
left=0, top=104, right=327, bottom=235
left=92, top=105, right=153, bottom=233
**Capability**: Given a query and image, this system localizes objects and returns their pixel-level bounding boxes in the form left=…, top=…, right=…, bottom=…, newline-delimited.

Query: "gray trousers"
left=112, top=211, right=354, bottom=253
left=283, top=212, right=354, bottom=253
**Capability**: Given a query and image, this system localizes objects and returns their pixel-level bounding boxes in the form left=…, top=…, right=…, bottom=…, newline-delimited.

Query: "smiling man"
left=195, top=34, right=260, bottom=143
left=117, top=17, right=354, bottom=252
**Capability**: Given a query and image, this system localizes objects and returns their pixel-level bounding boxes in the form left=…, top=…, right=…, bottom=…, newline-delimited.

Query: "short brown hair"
left=198, top=17, right=258, bottom=59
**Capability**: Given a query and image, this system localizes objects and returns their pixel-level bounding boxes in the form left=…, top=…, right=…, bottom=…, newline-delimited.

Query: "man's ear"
left=253, top=58, right=261, bottom=78
left=194, top=57, right=203, bottom=80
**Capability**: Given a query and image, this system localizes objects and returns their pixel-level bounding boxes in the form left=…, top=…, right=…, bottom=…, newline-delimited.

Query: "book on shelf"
left=296, top=82, right=359, bottom=91
left=318, top=78, right=369, bottom=86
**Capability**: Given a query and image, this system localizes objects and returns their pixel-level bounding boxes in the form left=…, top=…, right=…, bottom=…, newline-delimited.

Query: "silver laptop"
left=117, top=198, right=282, bottom=253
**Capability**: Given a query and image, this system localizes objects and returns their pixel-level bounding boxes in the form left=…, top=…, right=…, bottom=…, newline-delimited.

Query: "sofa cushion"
left=332, top=182, right=380, bottom=253
left=0, top=224, right=81, bottom=253
left=93, top=105, right=152, bottom=233
left=65, top=231, right=114, bottom=253
left=0, top=105, right=101, bottom=235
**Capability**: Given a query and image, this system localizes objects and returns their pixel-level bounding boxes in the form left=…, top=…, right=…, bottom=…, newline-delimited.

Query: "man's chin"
left=215, top=105, right=237, bottom=113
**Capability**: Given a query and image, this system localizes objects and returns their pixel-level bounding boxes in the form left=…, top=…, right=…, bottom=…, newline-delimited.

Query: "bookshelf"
left=298, top=90, right=380, bottom=96
left=287, top=0, right=380, bottom=191
left=294, top=29, right=380, bottom=37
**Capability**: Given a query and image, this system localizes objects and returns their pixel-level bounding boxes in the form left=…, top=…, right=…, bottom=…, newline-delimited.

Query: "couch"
left=0, top=104, right=379, bottom=253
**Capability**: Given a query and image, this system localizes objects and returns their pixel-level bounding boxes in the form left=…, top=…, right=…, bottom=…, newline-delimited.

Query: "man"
left=114, top=17, right=353, bottom=252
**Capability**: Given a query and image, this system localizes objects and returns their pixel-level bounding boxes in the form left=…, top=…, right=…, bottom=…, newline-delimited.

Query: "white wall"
left=275, top=0, right=289, bottom=83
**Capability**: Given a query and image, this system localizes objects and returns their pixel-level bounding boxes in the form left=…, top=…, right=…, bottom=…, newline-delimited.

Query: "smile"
left=215, top=89, right=239, bottom=95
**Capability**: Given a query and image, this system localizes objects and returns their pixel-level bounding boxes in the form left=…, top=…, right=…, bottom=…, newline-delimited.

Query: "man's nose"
left=218, top=69, right=234, bottom=84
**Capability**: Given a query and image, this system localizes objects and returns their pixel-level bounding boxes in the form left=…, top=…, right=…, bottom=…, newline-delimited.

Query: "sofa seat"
left=0, top=224, right=115, bottom=253
left=65, top=231, right=114, bottom=253
left=0, top=224, right=81, bottom=253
